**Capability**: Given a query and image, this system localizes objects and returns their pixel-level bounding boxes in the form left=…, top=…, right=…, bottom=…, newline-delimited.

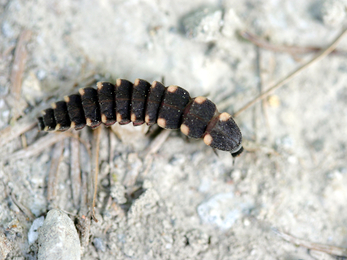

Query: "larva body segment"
left=131, top=79, right=151, bottom=126
left=79, top=87, right=101, bottom=128
left=181, top=97, right=217, bottom=139
left=115, top=79, right=132, bottom=125
left=145, top=81, right=166, bottom=125
left=64, top=94, right=86, bottom=130
left=37, top=116, right=45, bottom=131
left=38, top=79, right=243, bottom=157
left=157, top=86, right=191, bottom=129
left=204, top=113, right=243, bottom=156
left=42, top=108, right=56, bottom=131
left=52, top=101, right=71, bottom=131
left=97, top=82, right=116, bottom=126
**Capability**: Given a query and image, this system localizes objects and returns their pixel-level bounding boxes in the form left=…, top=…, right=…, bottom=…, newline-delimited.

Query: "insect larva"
left=38, top=79, right=243, bottom=157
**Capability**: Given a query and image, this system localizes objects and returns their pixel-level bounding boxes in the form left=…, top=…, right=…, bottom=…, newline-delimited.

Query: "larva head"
left=203, top=112, right=243, bottom=157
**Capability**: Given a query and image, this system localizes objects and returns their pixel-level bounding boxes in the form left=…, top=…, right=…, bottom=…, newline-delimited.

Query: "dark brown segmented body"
left=38, top=79, right=243, bottom=157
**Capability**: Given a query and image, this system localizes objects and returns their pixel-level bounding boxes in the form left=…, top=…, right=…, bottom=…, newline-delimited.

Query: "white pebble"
left=197, top=192, right=253, bottom=230
left=38, top=209, right=81, bottom=260
left=28, top=216, right=44, bottom=245
left=93, top=237, right=106, bottom=252
left=182, top=8, right=223, bottom=42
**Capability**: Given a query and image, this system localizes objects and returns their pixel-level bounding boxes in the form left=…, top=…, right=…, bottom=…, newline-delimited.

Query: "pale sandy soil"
left=1, top=0, right=347, bottom=259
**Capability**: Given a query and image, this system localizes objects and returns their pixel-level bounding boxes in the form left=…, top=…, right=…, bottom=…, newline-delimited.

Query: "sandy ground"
left=1, top=0, right=347, bottom=259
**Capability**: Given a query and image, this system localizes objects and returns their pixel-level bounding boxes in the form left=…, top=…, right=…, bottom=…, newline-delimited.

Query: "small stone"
left=28, top=216, right=44, bottom=245
left=197, top=192, right=253, bottom=230
left=38, top=209, right=81, bottom=260
left=110, top=183, right=127, bottom=204
left=93, top=237, right=106, bottom=252
left=182, top=7, right=223, bottom=42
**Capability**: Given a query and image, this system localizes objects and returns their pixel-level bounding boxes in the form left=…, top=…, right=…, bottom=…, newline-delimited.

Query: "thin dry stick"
left=10, top=30, right=31, bottom=100
left=62, top=131, right=92, bottom=158
left=144, top=130, right=171, bottom=157
left=240, top=31, right=326, bottom=55
left=91, top=127, right=101, bottom=222
left=233, top=28, right=347, bottom=118
left=0, top=99, right=58, bottom=149
left=71, top=135, right=82, bottom=209
left=80, top=171, right=89, bottom=214
left=47, top=141, right=64, bottom=203
left=3, top=133, right=66, bottom=161
left=8, top=30, right=32, bottom=121
left=9, top=191, right=35, bottom=220
left=274, top=229, right=347, bottom=257
left=0, top=119, right=37, bottom=148
left=141, top=130, right=171, bottom=179
left=2, top=131, right=90, bottom=161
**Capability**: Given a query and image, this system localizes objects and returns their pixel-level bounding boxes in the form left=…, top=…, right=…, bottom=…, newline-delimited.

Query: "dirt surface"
left=1, top=0, right=347, bottom=259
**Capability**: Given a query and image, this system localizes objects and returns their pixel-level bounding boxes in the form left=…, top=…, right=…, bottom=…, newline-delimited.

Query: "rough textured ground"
left=1, top=0, right=347, bottom=259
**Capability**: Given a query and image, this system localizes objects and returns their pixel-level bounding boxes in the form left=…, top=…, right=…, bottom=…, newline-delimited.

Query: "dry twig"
left=47, top=141, right=64, bottom=203
left=233, top=27, right=347, bottom=118
left=239, top=30, right=347, bottom=55
left=8, top=30, right=32, bottom=120
left=0, top=118, right=37, bottom=148
left=274, top=229, right=347, bottom=257
left=9, top=190, right=35, bottom=220
left=140, top=130, right=171, bottom=179
left=10, top=30, right=31, bottom=100
left=71, top=135, right=82, bottom=209
left=91, top=127, right=101, bottom=222
left=2, top=130, right=91, bottom=161
left=2, top=133, right=66, bottom=161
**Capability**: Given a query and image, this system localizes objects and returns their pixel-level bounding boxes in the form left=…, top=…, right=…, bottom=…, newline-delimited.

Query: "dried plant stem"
left=3, top=131, right=90, bottom=161
left=10, top=30, right=31, bottom=99
left=71, top=135, right=82, bottom=209
left=141, top=130, right=171, bottom=180
left=239, top=30, right=347, bottom=55
left=233, top=28, right=347, bottom=118
left=10, top=191, right=35, bottom=220
left=91, top=127, right=101, bottom=222
left=47, top=141, right=64, bottom=203
left=274, top=229, right=347, bottom=257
